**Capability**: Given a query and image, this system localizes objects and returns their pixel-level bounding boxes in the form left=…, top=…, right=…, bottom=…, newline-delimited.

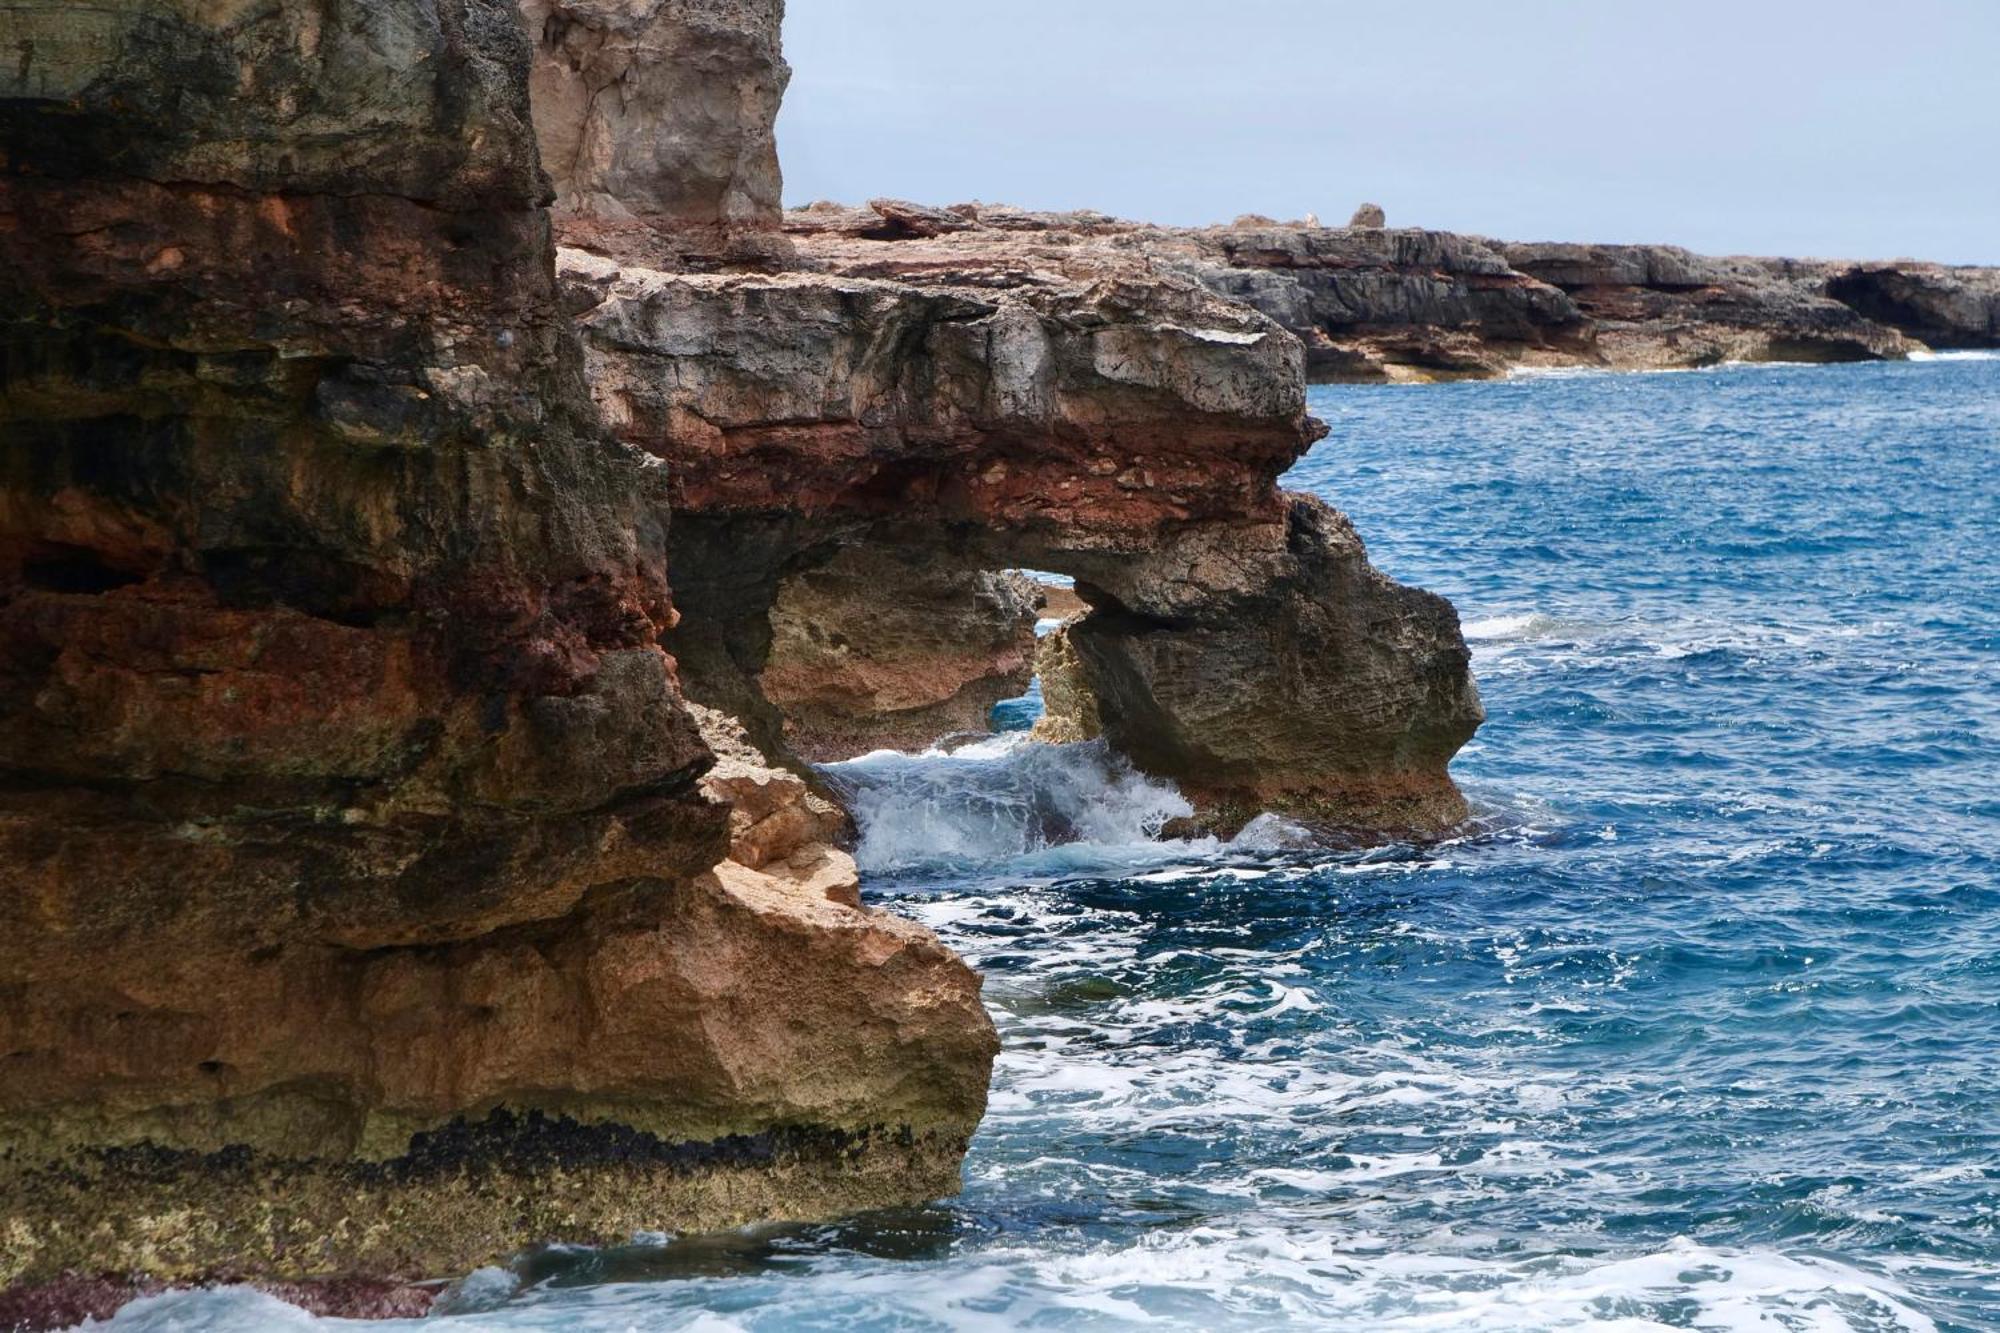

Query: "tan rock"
left=761, top=550, right=1042, bottom=761
left=0, top=0, right=996, bottom=1312
left=521, top=0, right=792, bottom=267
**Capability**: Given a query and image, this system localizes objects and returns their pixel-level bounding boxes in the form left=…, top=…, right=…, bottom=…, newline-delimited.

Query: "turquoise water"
left=97, top=358, right=2000, bottom=1330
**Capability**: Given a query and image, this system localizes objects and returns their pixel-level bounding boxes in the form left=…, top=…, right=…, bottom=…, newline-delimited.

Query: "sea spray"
left=823, top=735, right=1208, bottom=875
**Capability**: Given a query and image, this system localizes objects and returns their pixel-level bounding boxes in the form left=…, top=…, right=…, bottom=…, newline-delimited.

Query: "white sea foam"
left=1461, top=610, right=1562, bottom=642
left=69, top=1287, right=328, bottom=1331
left=1909, top=348, right=2000, bottom=362
left=825, top=734, right=1210, bottom=874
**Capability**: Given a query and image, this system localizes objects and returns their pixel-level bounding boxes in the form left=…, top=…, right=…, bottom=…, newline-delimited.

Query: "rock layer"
left=776, top=202, right=1998, bottom=381
left=568, top=210, right=1485, bottom=832
left=522, top=0, right=792, bottom=267
left=0, top=0, right=993, bottom=1315
left=763, top=552, right=1042, bottom=761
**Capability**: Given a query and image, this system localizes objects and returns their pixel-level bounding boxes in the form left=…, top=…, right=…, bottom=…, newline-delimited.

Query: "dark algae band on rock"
left=1, top=1114, right=972, bottom=1322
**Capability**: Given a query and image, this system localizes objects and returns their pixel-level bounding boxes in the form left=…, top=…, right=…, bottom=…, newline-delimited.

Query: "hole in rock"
left=20, top=543, right=145, bottom=594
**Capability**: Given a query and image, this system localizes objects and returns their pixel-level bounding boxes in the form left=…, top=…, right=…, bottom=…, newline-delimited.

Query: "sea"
left=90, top=355, right=2000, bottom=1331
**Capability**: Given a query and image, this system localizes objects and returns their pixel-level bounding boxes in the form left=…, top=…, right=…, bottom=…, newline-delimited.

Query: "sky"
left=777, top=1, right=2000, bottom=264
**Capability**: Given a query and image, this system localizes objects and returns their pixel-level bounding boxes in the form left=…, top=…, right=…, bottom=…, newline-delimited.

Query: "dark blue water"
left=103, top=358, right=2000, bottom=1331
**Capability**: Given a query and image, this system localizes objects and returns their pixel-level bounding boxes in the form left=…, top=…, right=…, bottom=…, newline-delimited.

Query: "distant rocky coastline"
left=784, top=198, right=2000, bottom=381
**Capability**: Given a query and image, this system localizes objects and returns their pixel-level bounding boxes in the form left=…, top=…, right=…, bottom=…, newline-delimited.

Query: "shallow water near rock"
left=93, top=359, right=2000, bottom=1330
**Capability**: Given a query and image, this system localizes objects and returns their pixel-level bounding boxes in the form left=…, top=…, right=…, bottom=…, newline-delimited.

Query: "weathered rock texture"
left=763, top=552, right=1042, bottom=761
left=0, top=0, right=993, bottom=1317
left=770, top=203, right=1998, bottom=382
left=1821, top=263, right=2000, bottom=349
left=521, top=0, right=791, bottom=267
left=567, top=205, right=1485, bottom=832
left=1496, top=244, right=1917, bottom=370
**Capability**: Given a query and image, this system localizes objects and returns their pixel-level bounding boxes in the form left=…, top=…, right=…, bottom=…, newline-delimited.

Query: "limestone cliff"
left=568, top=205, right=1484, bottom=832
left=0, top=2, right=1504, bottom=1322
left=778, top=203, right=1996, bottom=381
left=520, top=0, right=791, bottom=268
left=0, top=0, right=993, bottom=1321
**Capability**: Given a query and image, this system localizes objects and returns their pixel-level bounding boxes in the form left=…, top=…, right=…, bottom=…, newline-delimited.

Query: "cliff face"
left=0, top=0, right=993, bottom=1318
left=780, top=204, right=1996, bottom=381
left=1, top=3, right=1499, bottom=1320
left=521, top=0, right=791, bottom=268
left=569, top=207, right=1484, bottom=832
left=1496, top=244, right=1916, bottom=370
left=1821, top=263, right=2000, bottom=349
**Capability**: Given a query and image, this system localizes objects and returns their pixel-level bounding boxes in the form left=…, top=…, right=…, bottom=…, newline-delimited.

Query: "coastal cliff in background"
left=779, top=201, right=1999, bottom=382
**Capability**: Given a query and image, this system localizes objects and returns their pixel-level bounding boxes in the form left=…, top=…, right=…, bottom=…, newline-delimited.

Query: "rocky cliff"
left=0, top=0, right=995, bottom=1322
left=0, top=3, right=1512, bottom=1322
left=778, top=202, right=1996, bottom=381
left=521, top=0, right=790, bottom=268
left=567, top=208, right=1484, bottom=834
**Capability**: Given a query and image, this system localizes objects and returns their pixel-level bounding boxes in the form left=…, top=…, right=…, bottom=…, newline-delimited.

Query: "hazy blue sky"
left=778, top=1, right=2000, bottom=263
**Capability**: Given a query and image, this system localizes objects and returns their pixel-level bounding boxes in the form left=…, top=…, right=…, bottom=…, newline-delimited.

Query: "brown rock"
left=0, top=0, right=995, bottom=1313
left=762, top=550, right=1042, bottom=761
left=1499, top=243, right=1918, bottom=368
left=520, top=0, right=792, bottom=268
left=1349, top=202, right=1387, bottom=228
left=1823, top=262, right=2000, bottom=349
left=567, top=214, right=1483, bottom=832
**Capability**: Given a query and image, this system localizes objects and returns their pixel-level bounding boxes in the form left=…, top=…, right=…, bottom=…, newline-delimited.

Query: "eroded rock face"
left=1497, top=243, right=1917, bottom=369
left=566, top=207, right=1484, bottom=833
left=763, top=551, right=1042, bottom=761
left=1061, top=498, right=1481, bottom=832
left=520, top=0, right=791, bottom=267
left=0, top=0, right=993, bottom=1313
left=772, top=203, right=2000, bottom=381
left=1822, top=263, right=2000, bottom=349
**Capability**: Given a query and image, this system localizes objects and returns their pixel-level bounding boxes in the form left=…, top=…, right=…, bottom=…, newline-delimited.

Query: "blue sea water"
left=94, top=358, right=2000, bottom=1331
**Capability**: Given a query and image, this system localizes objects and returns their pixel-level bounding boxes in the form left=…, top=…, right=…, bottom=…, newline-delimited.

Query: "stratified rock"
left=797, top=206, right=1998, bottom=381
left=1499, top=243, right=1917, bottom=368
left=1349, top=202, right=1387, bottom=228
left=1176, top=223, right=1591, bottom=380
left=763, top=551, right=1042, bottom=761
left=520, top=0, right=792, bottom=267
left=1822, top=263, right=2000, bottom=348
left=567, top=215, right=1484, bottom=833
left=0, top=0, right=993, bottom=1315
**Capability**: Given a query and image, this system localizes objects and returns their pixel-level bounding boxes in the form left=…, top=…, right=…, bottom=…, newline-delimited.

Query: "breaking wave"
left=822, top=735, right=1212, bottom=876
